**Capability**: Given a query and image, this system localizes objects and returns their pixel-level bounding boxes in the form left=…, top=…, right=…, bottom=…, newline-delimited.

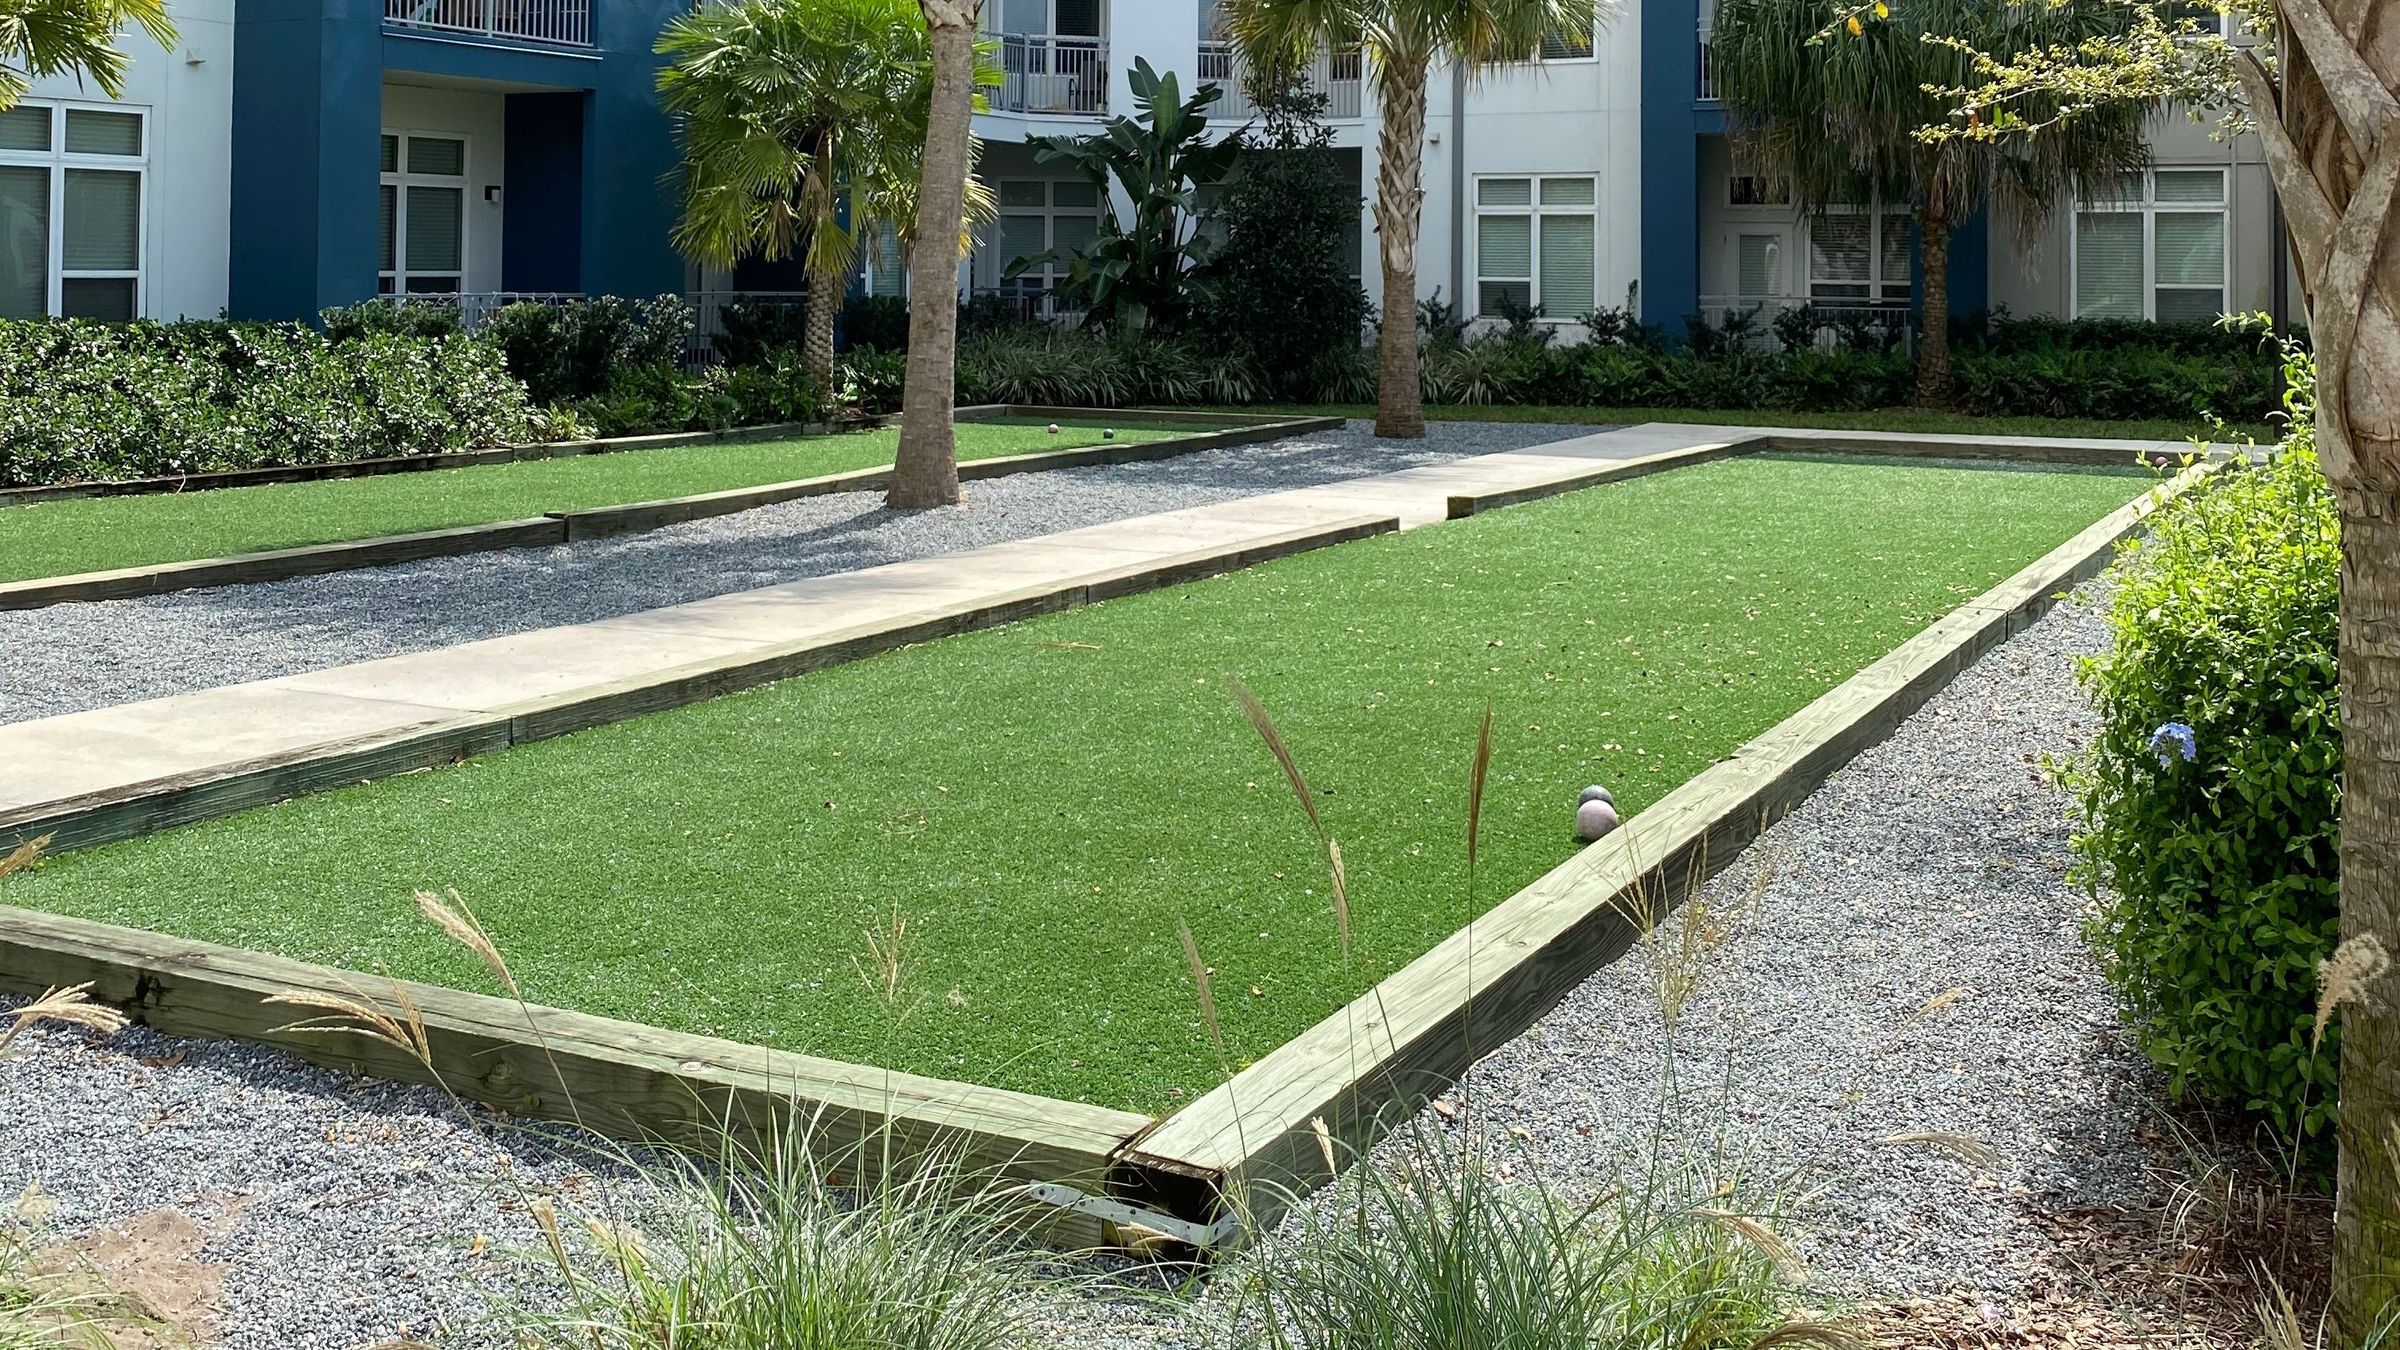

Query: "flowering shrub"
left=2060, top=342, right=2341, bottom=1155
left=0, top=319, right=541, bottom=486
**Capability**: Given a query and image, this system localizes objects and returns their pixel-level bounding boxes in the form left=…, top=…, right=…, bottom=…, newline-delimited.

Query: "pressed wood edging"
left=1117, top=458, right=2223, bottom=1230
left=0, top=904, right=1150, bottom=1247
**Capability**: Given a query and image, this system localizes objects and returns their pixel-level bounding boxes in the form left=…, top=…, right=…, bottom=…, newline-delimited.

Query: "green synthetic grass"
left=0, top=420, right=1180, bottom=584
left=6, top=454, right=2152, bottom=1112
left=1212, top=403, right=2271, bottom=444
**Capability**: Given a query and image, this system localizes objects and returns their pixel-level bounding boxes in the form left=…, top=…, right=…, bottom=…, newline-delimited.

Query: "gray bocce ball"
left=1103, top=428, right=1117, bottom=440
left=1575, top=798, right=1621, bottom=842
left=1578, top=784, right=1614, bottom=807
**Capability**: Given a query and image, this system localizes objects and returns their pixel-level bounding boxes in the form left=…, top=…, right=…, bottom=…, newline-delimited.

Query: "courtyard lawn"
left=0, top=420, right=1179, bottom=584
left=1214, top=403, right=2273, bottom=444
left=4, top=454, right=2152, bottom=1113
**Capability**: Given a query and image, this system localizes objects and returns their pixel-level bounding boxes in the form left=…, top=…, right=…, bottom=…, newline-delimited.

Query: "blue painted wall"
left=230, top=0, right=686, bottom=319
left=1638, top=0, right=1701, bottom=340
left=504, top=92, right=588, bottom=294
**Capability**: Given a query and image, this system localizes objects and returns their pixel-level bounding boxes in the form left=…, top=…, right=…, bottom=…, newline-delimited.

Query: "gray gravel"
left=1, top=420, right=1597, bottom=725
left=0, top=577, right=2159, bottom=1346
left=0, top=1015, right=598, bottom=1348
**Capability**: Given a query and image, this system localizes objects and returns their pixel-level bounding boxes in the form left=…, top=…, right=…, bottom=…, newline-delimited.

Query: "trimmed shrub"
left=2060, top=345, right=2340, bottom=1158
left=837, top=294, right=912, bottom=354
left=481, top=295, right=695, bottom=405
left=0, top=318, right=540, bottom=486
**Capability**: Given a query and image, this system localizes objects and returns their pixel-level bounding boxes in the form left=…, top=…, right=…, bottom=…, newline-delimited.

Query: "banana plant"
left=1009, top=58, right=1243, bottom=337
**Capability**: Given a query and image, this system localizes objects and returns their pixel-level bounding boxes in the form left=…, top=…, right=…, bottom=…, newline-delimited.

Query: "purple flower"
left=2149, top=721, right=2197, bottom=767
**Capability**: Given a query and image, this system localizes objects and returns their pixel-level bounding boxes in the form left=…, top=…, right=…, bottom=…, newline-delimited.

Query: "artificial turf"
left=0, top=420, right=1178, bottom=584
left=4, top=454, right=2151, bottom=1113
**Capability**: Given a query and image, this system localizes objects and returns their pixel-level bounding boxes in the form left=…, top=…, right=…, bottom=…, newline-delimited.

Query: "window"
left=1475, top=175, right=1598, bottom=319
left=380, top=132, right=468, bottom=295
left=994, top=178, right=1101, bottom=297
left=1735, top=232, right=1784, bottom=298
left=1807, top=209, right=1912, bottom=303
left=0, top=100, right=145, bottom=320
left=2075, top=168, right=2226, bottom=323
left=859, top=218, right=907, bottom=297
left=1728, top=175, right=1790, bottom=207
left=1535, top=19, right=1597, bottom=60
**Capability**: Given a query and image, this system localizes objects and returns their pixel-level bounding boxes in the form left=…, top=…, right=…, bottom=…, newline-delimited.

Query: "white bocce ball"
left=1103, top=428, right=1117, bottom=440
left=1578, top=784, right=1614, bottom=807
left=1047, top=422, right=1062, bottom=434
left=1575, top=798, right=1621, bottom=842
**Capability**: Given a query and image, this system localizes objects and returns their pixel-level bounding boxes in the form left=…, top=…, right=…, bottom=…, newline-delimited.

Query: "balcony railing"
left=991, top=33, right=1109, bottom=116
left=384, top=0, right=591, bottom=46
left=1198, top=41, right=1366, bottom=121
left=1696, top=38, right=1719, bottom=101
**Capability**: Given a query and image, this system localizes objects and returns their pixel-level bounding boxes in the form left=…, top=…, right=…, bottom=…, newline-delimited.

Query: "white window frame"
left=1805, top=205, right=1913, bottom=304
left=380, top=129, right=471, bottom=296
left=0, top=98, right=148, bottom=320
left=1473, top=173, right=1601, bottom=320
left=1532, top=18, right=1600, bottom=62
left=2070, top=167, right=2231, bottom=322
left=992, top=177, right=1102, bottom=296
left=1727, top=174, right=1791, bottom=208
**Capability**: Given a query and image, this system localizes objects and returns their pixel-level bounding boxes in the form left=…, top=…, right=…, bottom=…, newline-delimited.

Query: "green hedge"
left=949, top=325, right=2285, bottom=423
left=2060, top=345, right=2341, bottom=1160
left=0, top=319, right=543, bottom=487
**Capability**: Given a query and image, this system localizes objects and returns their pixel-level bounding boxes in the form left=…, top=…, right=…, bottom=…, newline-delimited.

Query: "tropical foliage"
left=1710, top=0, right=2154, bottom=405
left=1228, top=0, right=1605, bottom=437
left=656, top=0, right=959, bottom=396
left=1016, top=58, right=1242, bottom=336
left=1194, top=71, right=1372, bottom=397
left=0, top=0, right=175, bottom=110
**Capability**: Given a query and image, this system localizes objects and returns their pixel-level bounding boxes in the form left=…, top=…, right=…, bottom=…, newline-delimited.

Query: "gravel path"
left=0, top=420, right=1593, bottom=725
left=0, top=578, right=2160, bottom=1346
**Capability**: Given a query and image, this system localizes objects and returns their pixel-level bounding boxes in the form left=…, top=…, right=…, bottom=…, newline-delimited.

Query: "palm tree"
left=1230, top=0, right=1603, bottom=439
left=657, top=0, right=934, bottom=401
left=886, top=0, right=987, bottom=509
left=1710, top=0, right=2152, bottom=405
left=0, top=0, right=175, bottom=110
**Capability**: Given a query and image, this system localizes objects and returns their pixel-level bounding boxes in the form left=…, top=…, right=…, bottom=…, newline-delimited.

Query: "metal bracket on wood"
left=1024, top=1182, right=1242, bottom=1252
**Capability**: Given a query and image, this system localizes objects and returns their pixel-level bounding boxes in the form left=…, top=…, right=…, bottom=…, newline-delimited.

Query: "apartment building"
left=0, top=0, right=2292, bottom=336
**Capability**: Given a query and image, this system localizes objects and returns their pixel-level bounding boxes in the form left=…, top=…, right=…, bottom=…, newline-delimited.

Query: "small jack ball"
left=1575, top=799, right=1621, bottom=843
left=1047, top=423, right=1062, bottom=434
left=1578, top=784, right=1614, bottom=807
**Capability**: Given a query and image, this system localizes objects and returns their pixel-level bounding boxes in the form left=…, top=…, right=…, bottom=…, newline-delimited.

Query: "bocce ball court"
left=0, top=451, right=2152, bottom=1116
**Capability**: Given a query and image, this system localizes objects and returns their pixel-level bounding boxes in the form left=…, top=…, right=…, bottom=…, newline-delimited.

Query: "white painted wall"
left=381, top=81, right=508, bottom=295
left=17, top=0, right=235, bottom=320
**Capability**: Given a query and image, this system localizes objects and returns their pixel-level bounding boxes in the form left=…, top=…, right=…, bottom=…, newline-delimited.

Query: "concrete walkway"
left=0, top=421, right=2199, bottom=841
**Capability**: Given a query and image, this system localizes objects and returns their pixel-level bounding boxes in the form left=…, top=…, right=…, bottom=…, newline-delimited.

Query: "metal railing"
left=972, top=281, right=1088, bottom=326
left=1696, top=38, right=1719, bottom=101
left=991, top=33, right=1109, bottom=116
left=1694, top=295, right=1918, bottom=353
left=377, top=291, right=582, bottom=329
left=383, top=0, right=591, bottom=46
left=1198, top=41, right=1366, bottom=121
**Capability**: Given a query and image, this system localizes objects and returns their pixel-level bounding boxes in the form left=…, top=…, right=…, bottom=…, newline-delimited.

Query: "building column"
left=1638, top=0, right=1702, bottom=340
left=579, top=2, right=687, bottom=299
left=228, top=0, right=382, bottom=320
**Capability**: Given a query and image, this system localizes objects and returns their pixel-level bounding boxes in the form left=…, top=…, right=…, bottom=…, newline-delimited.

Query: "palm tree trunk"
left=1371, top=57, right=1430, bottom=440
left=1912, top=214, right=1952, bottom=408
left=887, top=0, right=978, bottom=509
left=2338, top=480, right=2400, bottom=1338
left=803, top=142, right=842, bottom=407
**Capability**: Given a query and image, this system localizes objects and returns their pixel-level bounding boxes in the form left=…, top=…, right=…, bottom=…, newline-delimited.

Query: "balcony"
left=384, top=0, right=592, bottom=47
left=990, top=33, right=1109, bottom=116
left=1697, top=37, right=1719, bottom=101
left=1198, top=41, right=1364, bottom=121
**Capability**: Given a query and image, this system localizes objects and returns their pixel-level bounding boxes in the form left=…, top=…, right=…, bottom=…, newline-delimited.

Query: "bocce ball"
left=1575, top=798, right=1621, bottom=843
left=1578, top=784, right=1614, bottom=807
left=1047, top=423, right=1062, bottom=434
left=1103, top=428, right=1117, bottom=440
